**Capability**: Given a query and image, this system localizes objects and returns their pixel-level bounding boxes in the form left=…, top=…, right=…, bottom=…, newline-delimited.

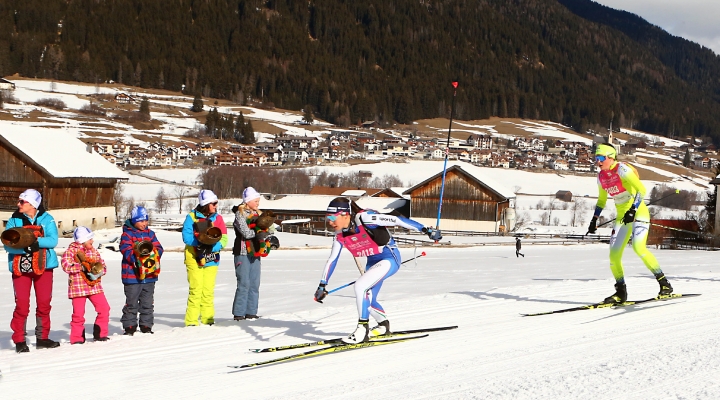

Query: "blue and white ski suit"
left=320, top=210, right=425, bottom=322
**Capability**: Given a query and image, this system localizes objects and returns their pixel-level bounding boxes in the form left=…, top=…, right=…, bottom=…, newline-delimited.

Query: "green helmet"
left=595, top=143, right=617, bottom=158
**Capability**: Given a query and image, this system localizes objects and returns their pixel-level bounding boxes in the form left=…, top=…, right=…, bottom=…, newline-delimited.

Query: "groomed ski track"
left=1, top=244, right=719, bottom=399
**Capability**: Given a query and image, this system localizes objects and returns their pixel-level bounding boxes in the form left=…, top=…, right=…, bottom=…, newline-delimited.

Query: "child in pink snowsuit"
left=61, top=226, right=110, bottom=344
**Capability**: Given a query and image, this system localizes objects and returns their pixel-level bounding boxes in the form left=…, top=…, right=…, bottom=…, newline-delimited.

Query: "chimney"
left=86, top=143, right=94, bottom=154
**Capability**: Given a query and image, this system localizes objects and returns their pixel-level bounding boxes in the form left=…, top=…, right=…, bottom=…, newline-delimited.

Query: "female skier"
left=313, top=197, right=434, bottom=344
left=587, top=143, right=673, bottom=304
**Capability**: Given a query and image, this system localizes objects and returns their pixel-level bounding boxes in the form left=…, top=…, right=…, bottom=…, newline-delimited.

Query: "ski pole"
left=590, top=189, right=682, bottom=231
left=432, top=81, right=459, bottom=243
left=327, top=252, right=427, bottom=294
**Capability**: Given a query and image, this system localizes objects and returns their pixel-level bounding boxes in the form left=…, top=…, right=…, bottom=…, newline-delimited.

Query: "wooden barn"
left=403, top=164, right=515, bottom=232
left=260, top=194, right=408, bottom=234
left=0, top=126, right=128, bottom=232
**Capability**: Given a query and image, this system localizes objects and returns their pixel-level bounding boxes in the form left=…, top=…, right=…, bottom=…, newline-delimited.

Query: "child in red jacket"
left=61, top=226, right=110, bottom=344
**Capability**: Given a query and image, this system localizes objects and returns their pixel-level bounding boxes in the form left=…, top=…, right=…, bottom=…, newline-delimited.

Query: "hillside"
left=1, top=0, right=720, bottom=142
left=1, top=77, right=715, bottom=192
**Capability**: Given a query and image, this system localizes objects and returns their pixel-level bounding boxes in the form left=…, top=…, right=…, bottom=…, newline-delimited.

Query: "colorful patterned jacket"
left=119, top=219, right=164, bottom=284
left=61, top=241, right=107, bottom=298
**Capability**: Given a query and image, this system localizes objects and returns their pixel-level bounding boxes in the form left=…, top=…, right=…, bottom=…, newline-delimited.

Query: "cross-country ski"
left=521, top=293, right=702, bottom=316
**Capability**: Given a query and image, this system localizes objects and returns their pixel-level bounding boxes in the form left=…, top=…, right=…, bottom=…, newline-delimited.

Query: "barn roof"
left=258, top=194, right=407, bottom=214
left=0, top=125, right=129, bottom=179
left=402, top=164, right=515, bottom=199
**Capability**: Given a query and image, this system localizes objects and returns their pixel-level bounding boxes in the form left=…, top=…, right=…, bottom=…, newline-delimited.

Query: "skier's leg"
left=608, top=222, right=632, bottom=282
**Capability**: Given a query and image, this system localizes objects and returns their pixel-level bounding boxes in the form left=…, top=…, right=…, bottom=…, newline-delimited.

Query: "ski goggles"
left=17, top=199, right=29, bottom=205
left=325, top=212, right=347, bottom=222
left=595, top=155, right=607, bottom=162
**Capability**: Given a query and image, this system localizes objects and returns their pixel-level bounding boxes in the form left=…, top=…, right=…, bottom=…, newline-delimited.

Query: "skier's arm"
left=319, top=237, right=344, bottom=285
left=357, top=212, right=425, bottom=232
left=594, top=180, right=607, bottom=218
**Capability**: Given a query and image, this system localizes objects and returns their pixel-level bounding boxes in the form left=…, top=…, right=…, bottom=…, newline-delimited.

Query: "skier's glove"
left=314, top=284, right=328, bottom=303
left=586, top=217, right=598, bottom=235
left=422, top=227, right=440, bottom=240
left=622, top=207, right=636, bottom=225
left=25, top=241, right=40, bottom=254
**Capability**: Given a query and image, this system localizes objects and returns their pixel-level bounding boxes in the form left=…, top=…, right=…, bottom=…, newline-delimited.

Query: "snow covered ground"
left=0, top=229, right=718, bottom=399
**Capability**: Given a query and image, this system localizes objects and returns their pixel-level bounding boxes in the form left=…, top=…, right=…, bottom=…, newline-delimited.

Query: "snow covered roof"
left=0, top=124, right=129, bottom=179
left=340, top=189, right=367, bottom=197
left=403, top=164, right=516, bottom=199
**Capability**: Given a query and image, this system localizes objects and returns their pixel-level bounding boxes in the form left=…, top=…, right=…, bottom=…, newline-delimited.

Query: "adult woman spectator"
left=231, top=187, right=273, bottom=321
left=2, top=189, right=60, bottom=352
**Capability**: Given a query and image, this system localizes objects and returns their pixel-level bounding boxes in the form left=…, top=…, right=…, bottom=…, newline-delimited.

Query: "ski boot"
left=655, top=274, right=673, bottom=296
left=36, top=338, right=60, bottom=349
left=603, top=282, right=627, bottom=304
left=342, top=320, right=369, bottom=344
left=370, top=320, right=390, bottom=337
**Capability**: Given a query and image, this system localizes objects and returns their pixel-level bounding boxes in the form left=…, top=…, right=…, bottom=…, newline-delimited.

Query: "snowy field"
left=0, top=229, right=718, bottom=399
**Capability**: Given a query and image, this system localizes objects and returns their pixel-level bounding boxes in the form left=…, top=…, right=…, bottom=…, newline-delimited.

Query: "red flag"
left=452, top=81, right=459, bottom=89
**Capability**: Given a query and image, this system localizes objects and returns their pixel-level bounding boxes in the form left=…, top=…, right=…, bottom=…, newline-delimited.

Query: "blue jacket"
left=182, top=210, right=228, bottom=267
left=119, top=219, right=164, bottom=284
left=4, top=207, right=59, bottom=272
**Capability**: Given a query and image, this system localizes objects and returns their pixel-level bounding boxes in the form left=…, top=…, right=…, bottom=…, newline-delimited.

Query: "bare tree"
left=155, top=187, right=170, bottom=214
left=113, top=182, right=126, bottom=223
left=172, top=185, right=190, bottom=213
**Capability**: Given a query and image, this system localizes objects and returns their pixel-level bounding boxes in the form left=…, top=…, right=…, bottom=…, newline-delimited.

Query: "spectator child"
left=61, top=226, right=110, bottom=344
left=119, top=206, right=164, bottom=335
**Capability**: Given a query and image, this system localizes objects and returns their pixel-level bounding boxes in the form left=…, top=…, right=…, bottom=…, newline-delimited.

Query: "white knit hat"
left=242, top=187, right=261, bottom=203
left=73, top=226, right=94, bottom=244
left=198, top=189, right=219, bottom=206
left=19, top=189, right=42, bottom=209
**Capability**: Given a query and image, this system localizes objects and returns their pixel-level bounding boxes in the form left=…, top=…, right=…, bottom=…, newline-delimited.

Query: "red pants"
left=11, top=269, right=54, bottom=343
left=71, top=294, right=110, bottom=343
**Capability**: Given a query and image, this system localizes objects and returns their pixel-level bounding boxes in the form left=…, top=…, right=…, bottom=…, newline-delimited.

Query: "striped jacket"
left=60, top=241, right=106, bottom=298
left=119, top=220, right=164, bottom=284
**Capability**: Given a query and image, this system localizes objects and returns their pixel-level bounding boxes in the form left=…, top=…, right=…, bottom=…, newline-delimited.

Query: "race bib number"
left=337, top=226, right=380, bottom=258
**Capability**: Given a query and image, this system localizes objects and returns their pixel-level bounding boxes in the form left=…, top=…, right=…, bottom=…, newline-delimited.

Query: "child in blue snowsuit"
left=313, top=197, right=434, bottom=344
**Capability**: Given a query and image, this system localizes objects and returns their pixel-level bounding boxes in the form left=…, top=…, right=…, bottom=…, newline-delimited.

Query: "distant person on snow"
left=182, top=190, right=228, bottom=326
left=119, top=206, right=164, bottom=335
left=313, top=197, right=435, bottom=344
left=587, top=143, right=672, bottom=304
left=3, top=189, right=61, bottom=353
left=515, top=237, right=524, bottom=258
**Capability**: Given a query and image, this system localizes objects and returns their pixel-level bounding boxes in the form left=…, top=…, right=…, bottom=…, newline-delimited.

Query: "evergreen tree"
left=233, top=112, right=245, bottom=142
left=683, top=148, right=691, bottom=167
left=303, top=105, right=314, bottom=124
left=139, top=97, right=150, bottom=120
left=205, top=107, right=219, bottom=138
left=242, top=119, right=255, bottom=144
left=191, top=94, right=204, bottom=113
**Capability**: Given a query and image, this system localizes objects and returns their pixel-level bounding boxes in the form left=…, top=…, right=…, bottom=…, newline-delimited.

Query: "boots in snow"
left=342, top=320, right=369, bottom=344
left=603, top=282, right=627, bottom=304
left=370, top=320, right=390, bottom=337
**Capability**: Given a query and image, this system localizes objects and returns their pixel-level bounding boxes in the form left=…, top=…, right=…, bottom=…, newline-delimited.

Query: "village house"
left=0, top=78, right=16, bottom=90
left=0, top=126, right=128, bottom=230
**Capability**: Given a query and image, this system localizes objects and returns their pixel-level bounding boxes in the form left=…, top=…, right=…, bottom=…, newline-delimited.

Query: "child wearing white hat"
left=181, top=190, right=228, bottom=326
left=61, top=226, right=110, bottom=344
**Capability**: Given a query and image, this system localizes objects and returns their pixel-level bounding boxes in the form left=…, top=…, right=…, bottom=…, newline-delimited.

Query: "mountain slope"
left=1, top=0, right=720, bottom=142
